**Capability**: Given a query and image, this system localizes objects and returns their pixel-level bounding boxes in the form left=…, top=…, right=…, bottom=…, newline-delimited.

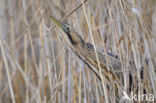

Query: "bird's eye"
left=64, top=23, right=70, bottom=33
left=64, top=23, right=70, bottom=28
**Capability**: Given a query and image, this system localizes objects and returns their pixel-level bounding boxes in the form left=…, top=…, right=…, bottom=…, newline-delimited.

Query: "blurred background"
left=0, top=0, right=156, bottom=103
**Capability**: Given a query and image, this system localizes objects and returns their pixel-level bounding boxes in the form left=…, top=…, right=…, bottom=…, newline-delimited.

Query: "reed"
left=0, top=0, right=156, bottom=103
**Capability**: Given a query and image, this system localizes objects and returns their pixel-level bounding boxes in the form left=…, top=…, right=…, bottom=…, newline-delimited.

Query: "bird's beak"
left=50, top=16, right=65, bottom=31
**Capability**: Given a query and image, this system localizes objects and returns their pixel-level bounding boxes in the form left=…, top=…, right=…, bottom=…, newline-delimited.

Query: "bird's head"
left=50, top=16, right=85, bottom=47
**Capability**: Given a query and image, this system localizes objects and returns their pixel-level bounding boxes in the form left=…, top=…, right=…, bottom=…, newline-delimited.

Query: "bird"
left=50, top=16, right=122, bottom=82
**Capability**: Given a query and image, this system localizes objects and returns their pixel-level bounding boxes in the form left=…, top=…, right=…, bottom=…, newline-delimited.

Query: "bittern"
left=50, top=16, right=121, bottom=82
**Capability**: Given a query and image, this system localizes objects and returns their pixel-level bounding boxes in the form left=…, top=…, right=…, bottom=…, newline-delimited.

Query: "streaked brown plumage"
left=50, top=16, right=121, bottom=82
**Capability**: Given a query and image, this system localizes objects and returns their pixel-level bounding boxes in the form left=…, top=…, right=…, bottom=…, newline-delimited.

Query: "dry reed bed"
left=0, top=0, right=156, bottom=103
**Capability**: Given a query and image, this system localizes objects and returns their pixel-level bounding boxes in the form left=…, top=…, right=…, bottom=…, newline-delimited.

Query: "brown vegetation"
left=0, top=0, right=156, bottom=103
